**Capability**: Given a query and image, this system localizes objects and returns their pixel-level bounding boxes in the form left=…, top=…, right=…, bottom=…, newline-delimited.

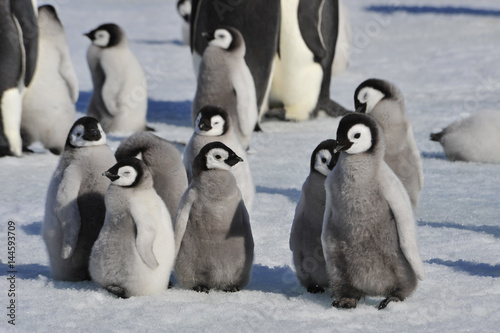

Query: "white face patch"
left=69, top=123, right=107, bottom=147
left=314, top=149, right=332, bottom=176
left=178, top=0, right=192, bottom=18
left=357, top=87, right=385, bottom=113
left=195, top=114, right=225, bottom=136
left=92, top=30, right=110, bottom=47
left=209, top=29, right=232, bottom=49
left=205, top=148, right=231, bottom=171
left=345, top=124, right=372, bottom=154
left=112, top=165, right=138, bottom=187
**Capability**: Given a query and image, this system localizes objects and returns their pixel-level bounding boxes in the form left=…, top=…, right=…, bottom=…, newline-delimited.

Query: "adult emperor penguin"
left=174, top=142, right=254, bottom=293
left=430, top=110, right=500, bottom=164
left=190, top=0, right=280, bottom=117
left=0, top=0, right=38, bottom=157
left=90, top=158, right=175, bottom=298
left=322, top=113, right=425, bottom=310
left=184, top=105, right=255, bottom=210
left=85, top=23, right=149, bottom=134
left=177, top=0, right=191, bottom=45
left=354, top=78, right=423, bottom=209
left=192, top=26, right=257, bottom=150
left=289, top=139, right=338, bottom=294
left=115, top=132, right=188, bottom=221
left=268, top=0, right=349, bottom=121
left=22, top=5, right=78, bottom=155
left=42, top=117, right=116, bottom=281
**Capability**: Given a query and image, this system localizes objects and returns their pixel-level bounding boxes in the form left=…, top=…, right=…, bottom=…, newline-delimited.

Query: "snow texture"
left=1, top=0, right=499, bottom=331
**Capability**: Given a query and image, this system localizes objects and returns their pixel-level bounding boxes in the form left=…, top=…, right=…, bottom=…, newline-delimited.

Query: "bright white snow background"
left=1, top=0, right=500, bottom=331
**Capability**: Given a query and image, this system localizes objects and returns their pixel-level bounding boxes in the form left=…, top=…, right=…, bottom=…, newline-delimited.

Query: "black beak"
left=84, top=32, right=93, bottom=40
left=103, top=171, right=119, bottom=182
left=356, top=105, right=367, bottom=113
left=202, top=31, right=214, bottom=41
left=225, top=155, right=243, bottom=167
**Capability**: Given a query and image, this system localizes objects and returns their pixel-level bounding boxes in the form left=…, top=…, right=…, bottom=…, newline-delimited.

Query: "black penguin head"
left=195, top=105, right=230, bottom=137
left=203, top=26, right=244, bottom=53
left=193, top=142, right=243, bottom=174
left=66, top=117, right=106, bottom=149
left=103, top=157, right=146, bottom=188
left=310, top=139, right=339, bottom=176
left=354, top=78, right=394, bottom=113
left=177, top=0, right=191, bottom=22
left=334, top=113, right=380, bottom=155
left=85, top=23, right=124, bottom=48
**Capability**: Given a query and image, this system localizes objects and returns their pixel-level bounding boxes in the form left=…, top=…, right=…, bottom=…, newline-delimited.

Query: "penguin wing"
left=59, top=50, right=79, bottom=103
left=297, top=0, right=327, bottom=61
left=130, top=200, right=160, bottom=269
left=380, top=164, right=425, bottom=280
left=231, top=65, right=258, bottom=138
left=54, top=165, right=82, bottom=260
left=407, top=126, right=424, bottom=192
left=173, top=187, right=198, bottom=256
left=99, top=53, right=124, bottom=116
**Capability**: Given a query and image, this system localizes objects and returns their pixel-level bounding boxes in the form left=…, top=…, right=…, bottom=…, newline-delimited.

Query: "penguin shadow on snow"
left=76, top=91, right=192, bottom=128
left=366, top=5, right=500, bottom=17
left=426, top=259, right=500, bottom=278
left=420, top=151, right=448, bottom=160
left=0, top=262, right=50, bottom=280
left=132, top=38, right=185, bottom=46
left=256, top=186, right=301, bottom=204
left=246, top=264, right=302, bottom=297
left=21, top=220, right=42, bottom=236
left=419, top=220, right=500, bottom=239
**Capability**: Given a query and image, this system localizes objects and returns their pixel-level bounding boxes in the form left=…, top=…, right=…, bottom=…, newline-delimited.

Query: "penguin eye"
left=354, top=133, right=361, bottom=139
left=321, top=158, right=327, bottom=164
left=215, top=155, right=222, bottom=160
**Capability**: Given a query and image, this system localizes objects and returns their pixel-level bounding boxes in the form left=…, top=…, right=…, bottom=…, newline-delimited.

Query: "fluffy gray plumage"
left=322, top=113, right=425, bottom=310
left=115, top=132, right=188, bottom=221
left=174, top=142, right=254, bottom=292
left=43, top=117, right=116, bottom=281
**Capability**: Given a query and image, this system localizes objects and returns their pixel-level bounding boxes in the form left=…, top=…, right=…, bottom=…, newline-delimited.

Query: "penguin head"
left=334, top=113, right=381, bottom=155
left=177, top=0, right=191, bottom=22
left=310, top=139, right=339, bottom=176
left=195, top=105, right=230, bottom=136
left=66, top=117, right=107, bottom=148
left=354, top=78, right=395, bottom=113
left=85, top=23, right=124, bottom=48
left=38, top=5, right=61, bottom=25
left=193, top=142, right=243, bottom=174
left=104, top=157, right=150, bottom=188
left=203, top=27, right=244, bottom=54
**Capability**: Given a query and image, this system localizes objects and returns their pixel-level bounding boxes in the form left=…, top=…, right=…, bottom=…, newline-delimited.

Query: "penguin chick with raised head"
left=192, top=27, right=258, bottom=150
left=184, top=105, right=255, bottom=210
left=90, top=157, right=175, bottom=298
left=290, top=139, right=338, bottom=294
left=85, top=23, right=149, bottom=134
left=115, top=132, right=188, bottom=221
left=322, top=113, right=425, bottom=310
left=354, top=78, right=423, bottom=209
left=22, top=5, right=78, bottom=155
left=43, top=117, right=116, bottom=281
left=174, top=142, right=254, bottom=293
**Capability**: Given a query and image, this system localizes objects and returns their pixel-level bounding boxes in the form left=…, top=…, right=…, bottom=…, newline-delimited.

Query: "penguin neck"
left=339, top=149, right=383, bottom=184
left=305, top=172, right=327, bottom=205
left=195, top=169, right=238, bottom=199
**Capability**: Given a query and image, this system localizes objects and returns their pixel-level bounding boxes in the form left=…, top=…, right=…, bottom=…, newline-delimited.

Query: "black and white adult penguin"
left=268, top=0, right=349, bottom=121
left=85, top=23, right=149, bottom=134
left=190, top=0, right=280, bottom=118
left=21, top=5, right=78, bottom=155
left=322, top=113, right=425, bottom=310
left=0, top=0, right=38, bottom=157
left=43, top=117, right=116, bottom=281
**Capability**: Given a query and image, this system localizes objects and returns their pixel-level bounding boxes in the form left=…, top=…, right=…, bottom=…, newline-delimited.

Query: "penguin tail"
left=317, top=99, right=352, bottom=118
left=430, top=131, right=444, bottom=142
left=254, top=122, right=263, bottom=132
left=105, top=285, right=128, bottom=298
left=145, top=125, right=156, bottom=132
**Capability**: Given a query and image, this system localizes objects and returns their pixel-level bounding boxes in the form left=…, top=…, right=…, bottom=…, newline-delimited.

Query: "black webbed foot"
left=306, top=285, right=325, bottom=294
left=106, top=285, right=128, bottom=298
left=378, top=296, right=403, bottom=310
left=332, top=297, right=358, bottom=309
left=223, top=286, right=241, bottom=292
left=193, top=285, right=210, bottom=293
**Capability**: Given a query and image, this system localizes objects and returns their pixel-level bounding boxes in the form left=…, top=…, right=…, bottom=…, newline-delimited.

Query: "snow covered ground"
left=1, top=0, right=500, bottom=331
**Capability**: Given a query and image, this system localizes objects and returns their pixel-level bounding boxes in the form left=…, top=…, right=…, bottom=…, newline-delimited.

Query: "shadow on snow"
left=256, top=186, right=301, bottom=203
left=366, top=5, right=500, bottom=17
left=427, top=259, right=500, bottom=278
left=419, top=220, right=500, bottom=239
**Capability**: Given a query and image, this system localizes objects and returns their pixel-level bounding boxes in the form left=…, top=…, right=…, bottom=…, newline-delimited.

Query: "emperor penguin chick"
left=184, top=105, right=255, bottom=210
left=90, top=158, right=175, bottom=298
left=290, top=139, right=338, bottom=294
left=192, top=27, right=258, bottom=150
left=322, top=113, right=425, bottom=310
left=22, top=5, right=78, bottom=155
left=43, top=117, right=116, bottom=281
left=115, top=132, right=188, bottom=221
left=174, top=142, right=254, bottom=293
left=354, top=78, right=423, bottom=209
left=85, top=23, right=148, bottom=134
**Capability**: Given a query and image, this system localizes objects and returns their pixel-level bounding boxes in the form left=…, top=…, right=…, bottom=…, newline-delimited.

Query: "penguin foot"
left=223, top=286, right=241, bottom=293
left=317, top=99, right=351, bottom=118
left=168, top=281, right=174, bottom=289
left=306, top=285, right=325, bottom=294
left=332, top=297, right=358, bottom=309
left=263, top=108, right=288, bottom=121
left=105, top=285, right=128, bottom=298
left=193, top=285, right=210, bottom=293
left=49, top=147, right=62, bottom=155
left=378, top=296, right=402, bottom=310
left=145, top=125, right=156, bottom=132
left=23, top=146, right=34, bottom=154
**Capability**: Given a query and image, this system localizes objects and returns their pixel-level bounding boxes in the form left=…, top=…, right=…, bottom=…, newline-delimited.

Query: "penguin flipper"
left=59, top=50, right=80, bottom=103
left=297, top=0, right=327, bottom=61
left=105, top=285, right=128, bottom=298
left=130, top=201, right=159, bottom=269
left=174, top=187, right=197, bottom=256
left=380, top=164, right=425, bottom=280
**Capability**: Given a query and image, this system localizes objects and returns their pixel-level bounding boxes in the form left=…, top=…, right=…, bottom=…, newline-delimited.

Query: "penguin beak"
left=202, top=31, right=214, bottom=41
left=225, top=155, right=243, bottom=167
left=103, top=171, right=119, bottom=182
left=356, top=105, right=367, bottom=113
left=84, top=32, right=94, bottom=40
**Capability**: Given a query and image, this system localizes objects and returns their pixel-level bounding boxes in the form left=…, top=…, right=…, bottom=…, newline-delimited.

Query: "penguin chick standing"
left=184, top=105, right=255, bottom=210
left=177, top=0, right=191, bottom=45
left=430, top=110, right=500, bottom=164
left=192, top=27, right=257, bottom=150
left=290, top=139, right=338, bottom=294
left=322, top=113, right=425, bottom=310
left=85, top=23, right=148, bottom=134
left=174, top=142, right=254, bottom=293
left=22, top=5, right=78, bottom=155
left=90, top=158, right=175, bottom=298
left=115, top=132, right=188, bottom=221
left=43, top=117, right=116, bottom=281
left=354, top=78, right=423, bottom=209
